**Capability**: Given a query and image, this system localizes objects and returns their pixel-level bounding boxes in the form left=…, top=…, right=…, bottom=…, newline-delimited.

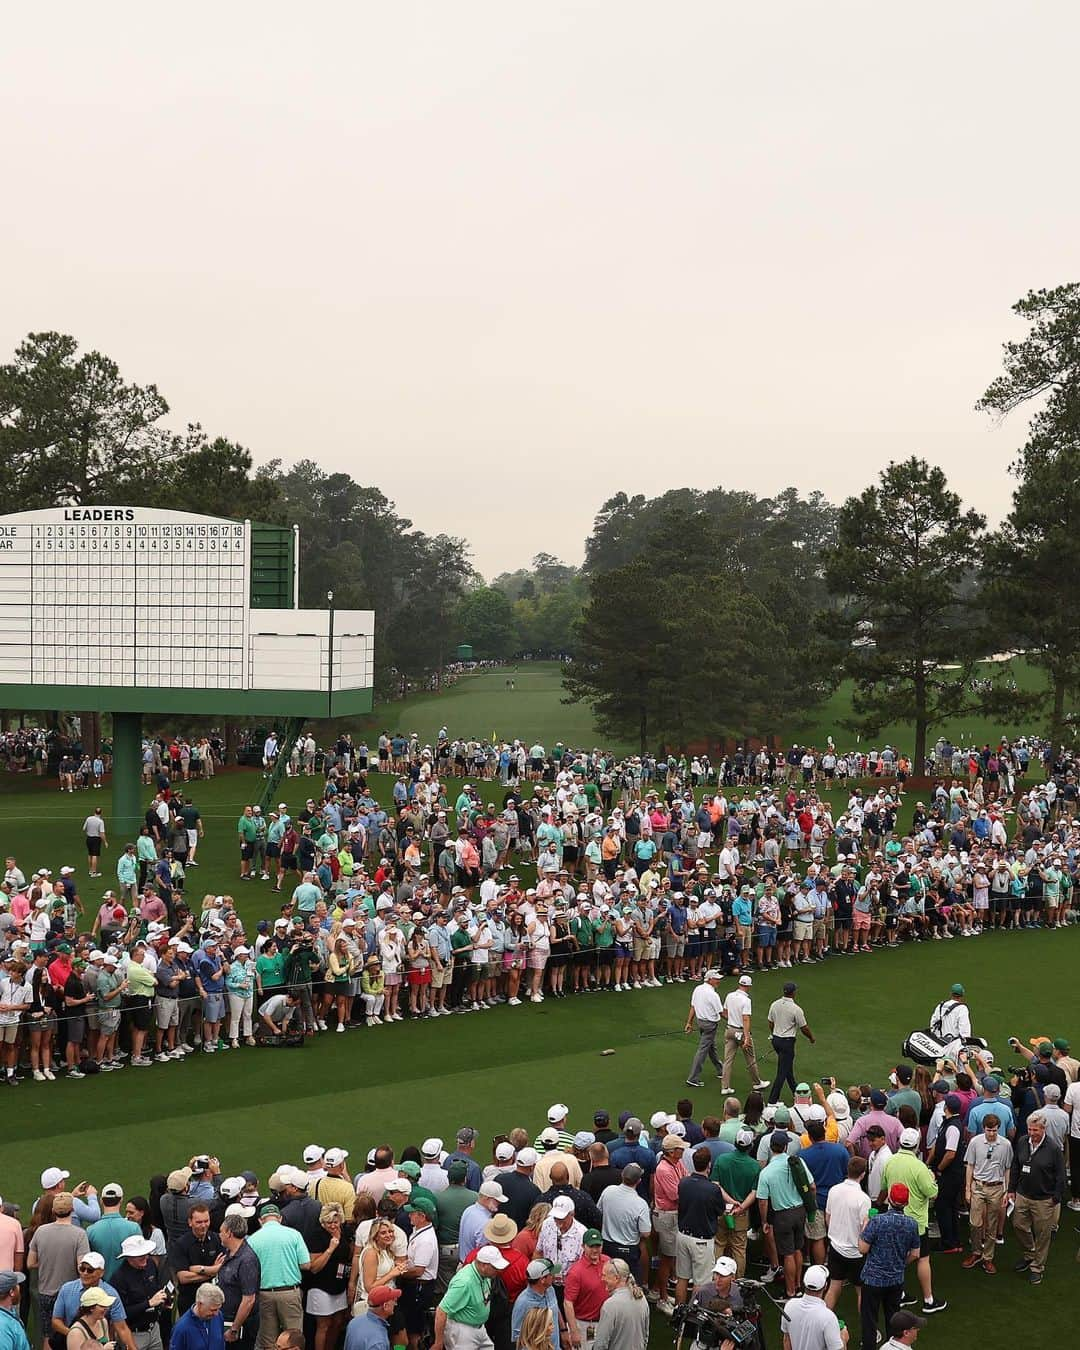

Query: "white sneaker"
left=179, top=1042, right=194, bottom=1052
left=393, top=1012, right=404, bottom=1021
left=156, top=1052, right=171, bottom=1063
left=317, top=1020, right=328, bottom=1031
left=531, top=994, right=543, bottom=1003
left=509, top=997, right=522, bottom=1006
left=33, top=1069, right=46, bottom=1081
left=336, top=1024, right=345, bottom=1033
left=169, top=1049, right=186, bottom=1059
left=655, top=1298, right=676, bottom=1315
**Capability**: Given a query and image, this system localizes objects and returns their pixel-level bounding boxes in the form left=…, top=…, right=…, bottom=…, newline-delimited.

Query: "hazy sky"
left=4, top=3, right=1078, bottom=579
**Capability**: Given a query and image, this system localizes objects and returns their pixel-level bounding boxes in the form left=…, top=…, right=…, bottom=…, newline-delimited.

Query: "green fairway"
left=0, top=764, right=1076, bottom=1345
left=339, top=656, right=1066, bottom=761
left=348, top=663, right=637, bottom=753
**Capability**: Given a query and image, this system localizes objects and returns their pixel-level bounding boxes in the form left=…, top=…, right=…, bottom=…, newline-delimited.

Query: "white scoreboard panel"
left=0, top=508, right=250, bottom=689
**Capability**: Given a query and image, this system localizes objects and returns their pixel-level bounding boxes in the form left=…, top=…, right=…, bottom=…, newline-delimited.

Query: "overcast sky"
left=3, top=3, right=1078, bottom=579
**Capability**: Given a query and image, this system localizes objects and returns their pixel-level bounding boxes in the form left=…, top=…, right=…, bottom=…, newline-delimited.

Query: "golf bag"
left=903, top=1028, right=989, bottom=1066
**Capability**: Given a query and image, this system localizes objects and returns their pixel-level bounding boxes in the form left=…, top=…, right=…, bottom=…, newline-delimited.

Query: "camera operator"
left=688, top=1257, right=742, bottom=1320
left=1008, top=1039, right=1068, bottom=1101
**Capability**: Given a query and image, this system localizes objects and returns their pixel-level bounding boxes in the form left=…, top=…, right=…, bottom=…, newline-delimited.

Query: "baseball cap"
left=447, top=1161, right=469, bottom=1183
left=550, top=1196, right=575, bottom=1219
left=795, top=1082, right=811, bottom=1095
left=869, top=1089, right=887, bottom=1109
left=0, top=1273, right=25, bottom=1295
left=806, top=1105, right=827, bottom=1123
left=41, top=1167, right=70, bottom=1189
left=650, top=1111, right=670, bottom=1130
left=479, top=1181, right=508, bottom=1203
left=516, top=1148, right=539, bottom=1168
left=623, top=1117, right=643, bottom=1136
left=79, top=1253, right=105, bottom=1271
left=899, top=1127, right=920, bottom=1151
left=950, top=983, right=965, bottom=996
left=404, top=1197, right=436, bottom=1217
left=384, top=1178, right=412, bottom=1196
left=738, top=974, right=752, bottom=986
left=981, top=1074, right=1001, bottom=1092
left=101, top=1183, right=123, bottom=1202
left=495, top=1142, right=516, bottom=1162
left=661, top=1135, right=688, bottom=1152
left=803, top=1265, right=829, bottom=1292
left=735, top=1129, right=756, bottom=1148
left=890, top=1311, right=927, bottom=1334
left=772, top=1105, right=791, bottom=1125
left=548, top=1103, right=570, bottom=1121
left=1053, top=1038, right=1070, bottom=1052
left=704, top=968, right=722, bottom=980
left=713, top=1257, right=737, bottom=1277
left=930, top=1080, right=950, bottom=1096
left=325, top=1148, right=350, bottom=1167
left=583, top=1228, right=603, bottom=1246
left=889, top=1182, right=910, bottom=1205
left=526, top=1258, right=555, bottom=1280
left=944, top=1094, right=962, bottom=1112
left=368, top=1287, right=402, bottom=1308
left=476, top=1245, right=509, bottom=1271
left=220, top=1177, right=246, bottom=1200
left=79, top=1289, right=116, bottom=1310
left=421, top=1138, right=443, bottom=1157
left=398, top=1162, right=421, bottom=1181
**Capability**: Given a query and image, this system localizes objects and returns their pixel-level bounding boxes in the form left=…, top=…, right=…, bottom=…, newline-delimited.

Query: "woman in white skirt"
left=305, top=1203, right=353, bottom=1350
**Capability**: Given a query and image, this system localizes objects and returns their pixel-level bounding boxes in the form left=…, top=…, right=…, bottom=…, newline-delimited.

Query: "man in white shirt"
left=1063, top=1075, right=1080, bottom=1210
left=683, top=970, right=725, bottom=1088
left=720, top=975, right=769, bottom=1095
left=824, top=1157, right=871, bottom=1309
left=929, top=983, right=971, bottom=1058
left=780, top=1263, right=845, bottom=1349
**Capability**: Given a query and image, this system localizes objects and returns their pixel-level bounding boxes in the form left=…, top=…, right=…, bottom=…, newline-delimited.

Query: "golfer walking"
left=721, top=975, right=769, bottom=1095
left=766, top=982, right=815, bottom=1104
left=684, top=970, right=725, bottom=1088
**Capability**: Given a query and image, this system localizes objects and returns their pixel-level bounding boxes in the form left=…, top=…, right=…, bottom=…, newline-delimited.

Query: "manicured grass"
left=347, top=663, right=637, bottom=754
left=1, top=765, right=1076, bottom=1343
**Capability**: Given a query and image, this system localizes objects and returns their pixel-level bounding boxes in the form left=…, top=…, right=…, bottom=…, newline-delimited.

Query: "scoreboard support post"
left=111, top=710, right=144, bottom=838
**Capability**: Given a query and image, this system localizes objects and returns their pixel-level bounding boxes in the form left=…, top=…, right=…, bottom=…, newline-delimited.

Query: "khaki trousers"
left=721, top=1027, right=761, bottom=1090
left=1012, top=1194, right=1059, bottom=1275
left=714, top=1211, right=749, bottom=1276
left=968, top=1180, right=1003, bottom=1263
left=256, top=1288, right=302, bottom=1350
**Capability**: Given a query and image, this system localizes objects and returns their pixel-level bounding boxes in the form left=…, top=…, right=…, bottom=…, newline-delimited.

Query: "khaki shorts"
left=812, top=920, right=826, bottom=941
left=430, top=966, right=449, bottom=990
left=155, top=996, right=179, bottom=1028
left=653, top=1209, right=678, bottom=1257
left=675, top=1231, right=715, bottom=1284
left=633, top=937, right=649, bottom=962
left=805, top=1209, right=826, bottom=1241
left=793, top=920, right=814, bottom=942
left=0, top=1022, right=20, bottom=1044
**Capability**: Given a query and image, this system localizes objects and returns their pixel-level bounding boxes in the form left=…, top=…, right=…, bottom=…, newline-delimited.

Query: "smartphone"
left=165, top=1282, right=176, bottom=1297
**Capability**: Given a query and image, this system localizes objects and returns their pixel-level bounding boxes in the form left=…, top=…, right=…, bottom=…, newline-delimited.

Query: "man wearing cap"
left=857, top=1185, right=919, bottom=1350
left=710, top=1131, right=758, bottom=1278
left=420, top=1140, right=450, bottom=1196
left=881, top=1309, right=927, bottom=1349
left=27, top=1191, right=91, bottom=1329
left=823, top=1157, right=870, bottom=1311
left=720, top=975, right=768, bottom=1095
left=928, top=984, right=971, bottom=1060
left=607, top=1121, right=654, bottom=1201
left=779, top=1264, right=844, bottom=1350
left=399, top=1198, right=439, bottom=1350
left=49, top=1251, right=134, bottom=1350
left=109, top=1235, right=171, bottom=1350
left=683, top=969, right=725, bottom=1089
left=498, top=1152, right=541, bottom=1230
left=511, top=1259, right=564, bottom=1350
left=539, top=1105, right=575, bottom=1154
left=313, top=1150, right=354, bottom=1210
left=0, top=1270, right=29, bottom=1350
left=597, top=1168, right=651, bottom=1281
left=457, top=1183, right=508, bottom=1266
left=435, top=1245, right=509, bottom=1350
left=434, top=1164, right=477, bottom=1287
left=563, top=1231, right=610, bottom=1349
left=881, top=1133, right=946, bottom=1315
left=87, top=1185, right=140, bottom=1279
left=246, top=1204, right=311, bottom=1350
left=754, top=1133, right=815, bottom=1300
left=650, top=1136, right=688, bottom=1313
left=845, top=1092, right=902, bottom=1158
left=445, top=1129, right=484, bottom=1193
left=345, top=1285, right=401, bottom=1350
left=536, top=1195, right=586, bottom=1293
left=688, top=1254, right=742, bottom=1318
left=766, top=982, right=814, bottom=1105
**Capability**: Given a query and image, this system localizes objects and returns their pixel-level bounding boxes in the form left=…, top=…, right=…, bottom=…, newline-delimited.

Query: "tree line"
left=2, top=282, right=1079, bottom=754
